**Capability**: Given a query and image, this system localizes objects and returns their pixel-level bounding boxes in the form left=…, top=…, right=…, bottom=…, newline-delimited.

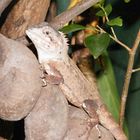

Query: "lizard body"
left=26, top=22, right=100, bottom=107
left=26, top=23, right=127, bottom=140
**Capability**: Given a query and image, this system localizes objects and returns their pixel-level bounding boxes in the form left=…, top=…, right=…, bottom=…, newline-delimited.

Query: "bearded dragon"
left=26, top=22, right=127, bottom=140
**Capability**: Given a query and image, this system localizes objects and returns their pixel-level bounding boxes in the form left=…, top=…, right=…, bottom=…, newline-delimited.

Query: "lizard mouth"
left=26, top=28, right=38, bottom=40
left=26, top=28, right=51, bottom=46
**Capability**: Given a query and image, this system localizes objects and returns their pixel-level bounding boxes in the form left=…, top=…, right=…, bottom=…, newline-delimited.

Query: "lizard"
left=26, top=22, right=127, bottom=140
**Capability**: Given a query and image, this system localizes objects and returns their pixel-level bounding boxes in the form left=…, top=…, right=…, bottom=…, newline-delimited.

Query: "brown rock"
left=64, top=106, right=114, bottom=140
left=64, top=106, right=92, bottom=140
left=25, top=84, right=68, bottom=140
left=0, top=34, right=42, bottom=120
left=89, top=125, right=114, bottom=140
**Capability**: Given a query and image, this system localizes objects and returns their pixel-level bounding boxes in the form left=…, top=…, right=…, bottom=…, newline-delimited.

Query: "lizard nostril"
left=50, top=37, right=53, bottom=42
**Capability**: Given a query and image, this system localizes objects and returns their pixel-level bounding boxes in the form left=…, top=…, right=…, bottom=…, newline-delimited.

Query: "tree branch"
left=119, top=29, right=140, bottom=127
left=99, top=5, right=117, bottom=40
left=132, top=67, right=140, bottom=73
left=96, top=25, right=131, bottom=52
left=16, top=0, right=100, bottom=45
left=0, top=0, right=12, bottom=15
left=49, top=0, right=99, bottom=30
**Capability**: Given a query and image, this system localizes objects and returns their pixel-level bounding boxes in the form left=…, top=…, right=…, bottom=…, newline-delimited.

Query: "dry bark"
left=0, top=0, right=12, bottom=15
left=1, top=0, right=50, bottom=39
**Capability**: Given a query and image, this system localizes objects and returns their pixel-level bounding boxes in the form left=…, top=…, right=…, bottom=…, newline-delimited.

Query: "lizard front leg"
left=40, top=63, right=64, bottom=86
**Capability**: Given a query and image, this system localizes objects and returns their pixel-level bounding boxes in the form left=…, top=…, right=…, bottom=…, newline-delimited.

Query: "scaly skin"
left=26, top=23, right=127, bottom=140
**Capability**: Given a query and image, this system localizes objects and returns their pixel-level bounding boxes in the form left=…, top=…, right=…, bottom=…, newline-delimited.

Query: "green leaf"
left=96, top=4, right=112, bottom=17
left=84, top=33, right=110, bottom=59
left=60, top=24, right=86, bottom=34
left=97, top=51, right=129, bottom=136
left=107, top=17, right=123, bottom=26
left=96, top=51, right=120, bottom=122
left=94, top=0, right=105, bottom=8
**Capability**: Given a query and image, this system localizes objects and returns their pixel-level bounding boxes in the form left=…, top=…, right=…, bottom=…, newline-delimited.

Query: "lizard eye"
left=45, top=31, right=49, bottom=35
left=42, top=29, right=50, bottom=35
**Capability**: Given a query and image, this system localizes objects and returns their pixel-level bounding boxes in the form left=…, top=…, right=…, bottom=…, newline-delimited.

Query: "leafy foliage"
left=96, top=51, right=120, bottom=121
left=96, top=3, right=123, bottom=27
left=94, top=0, right=105, bottom=8
left=84, top=33, right=110, bottom=59
left=60, top=24, right=86, bottom=34
left=96, top=4, right=112, bottom=17
left=59, top=1, right=139, bottom=139
left=107, top=17, right=123, bottom=27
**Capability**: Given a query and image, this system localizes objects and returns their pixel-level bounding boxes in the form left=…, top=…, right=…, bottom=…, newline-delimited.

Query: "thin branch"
left=49, top=0, right=99, bottom=30
left=0, top=0, right=12, bottom=15
left=119, top=29, right=140, bottom=127
left=99, top=5, right=117, bottom=39
left=132, top=68, right=140, bottom=73
left=96, top=25, right=131, bottom=52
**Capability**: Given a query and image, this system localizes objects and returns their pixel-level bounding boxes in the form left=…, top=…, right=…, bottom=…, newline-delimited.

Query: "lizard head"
left=26, top=22, right=68, bottom=63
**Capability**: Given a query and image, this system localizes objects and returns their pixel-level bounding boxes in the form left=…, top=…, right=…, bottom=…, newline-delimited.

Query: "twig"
left=99, top=5, right=117, bottom=39
left=49, top=0, right=99, bottom=30
left=132, top=68, right=140, bottom=73
left=119, top=29, right=140, bottom=127
left=96, top=25, right=131, bottom=52
left=0, top=0, right=12, bottom=15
